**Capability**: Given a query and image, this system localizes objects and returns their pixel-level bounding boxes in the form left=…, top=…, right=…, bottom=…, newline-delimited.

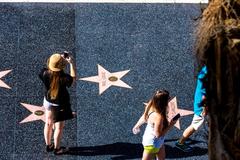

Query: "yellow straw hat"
left=48, top=53, right=66, bottom=72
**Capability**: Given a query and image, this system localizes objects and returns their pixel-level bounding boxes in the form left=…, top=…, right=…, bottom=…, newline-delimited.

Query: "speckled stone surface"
left=0, top=3, right=208, bottom=160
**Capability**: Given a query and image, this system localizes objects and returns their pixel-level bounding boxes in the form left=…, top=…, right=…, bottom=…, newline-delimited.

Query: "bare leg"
left=142, top=150, right=154, bottom=160
left=179, top=125, right=195, bottom=144
left=156, top=145, right=165, bottom=160
left=44, top=110, right=54, bottom=145
left=53, top=121, right=65, bottom=149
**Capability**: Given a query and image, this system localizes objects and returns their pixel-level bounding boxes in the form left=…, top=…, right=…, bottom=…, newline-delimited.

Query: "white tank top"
left=142, top=112, right=165, bottom=148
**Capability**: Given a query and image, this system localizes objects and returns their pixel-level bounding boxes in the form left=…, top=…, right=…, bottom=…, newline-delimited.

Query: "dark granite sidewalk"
left=0, top=3, right=208, bottom=160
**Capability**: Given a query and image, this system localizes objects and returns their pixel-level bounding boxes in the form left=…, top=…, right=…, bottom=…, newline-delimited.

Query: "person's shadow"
left=67, top=142, right=142, bottom=159
left=66, top=140, right=208, bottom=159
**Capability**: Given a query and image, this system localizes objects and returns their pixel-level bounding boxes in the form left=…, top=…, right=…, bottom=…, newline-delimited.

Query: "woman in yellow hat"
left=39, top=51, right=76, bottom=155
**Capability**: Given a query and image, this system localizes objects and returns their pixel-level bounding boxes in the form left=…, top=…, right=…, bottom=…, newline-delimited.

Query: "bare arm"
left=132, top=114, right=146, bottom=134
left=132, top=101, right=153, bottom=134
left=69, top=62, right=76, bottom=80
left=66, top=56, right=76, bottom=81
left=154, top=114, right=177, bottom=138
left=160, top=120, right=176, bottom=136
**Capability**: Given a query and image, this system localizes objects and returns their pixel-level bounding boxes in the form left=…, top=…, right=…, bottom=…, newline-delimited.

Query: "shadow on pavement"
left=165, top=145, right=208, bottom=158
left=67, top=141, right=208, bottom=159
left=67, top=142, right=142, bottom=159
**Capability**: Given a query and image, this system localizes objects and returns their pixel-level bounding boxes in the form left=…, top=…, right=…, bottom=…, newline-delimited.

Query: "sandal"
left=46, top=143, right=54, bottom=152
left=53, top=147, right=69, bottom=155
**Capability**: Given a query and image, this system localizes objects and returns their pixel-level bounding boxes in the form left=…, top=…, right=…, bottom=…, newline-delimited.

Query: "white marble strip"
left=0, top=0, right=208, bottom=3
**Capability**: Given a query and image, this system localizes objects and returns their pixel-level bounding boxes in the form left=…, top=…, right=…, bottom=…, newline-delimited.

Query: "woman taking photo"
left=39, top=52, right=76, bottom=155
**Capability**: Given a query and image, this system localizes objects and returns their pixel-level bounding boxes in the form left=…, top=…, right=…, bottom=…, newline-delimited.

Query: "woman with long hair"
left=132, top=90, right=177, bottom=160
left=39, top=52, right=76, bottom=155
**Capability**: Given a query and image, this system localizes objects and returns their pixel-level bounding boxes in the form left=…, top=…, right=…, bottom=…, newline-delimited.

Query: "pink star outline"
left=144, top=97, right=193, bottom=130
left=0, top=69, right=12, bottom=89
left=80, top=64, right=132, bottom=94
left=20, top=103, right=45, bottom=124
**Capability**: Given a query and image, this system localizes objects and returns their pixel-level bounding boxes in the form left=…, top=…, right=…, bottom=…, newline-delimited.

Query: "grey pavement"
left=0, top=3, right=208, bottom=160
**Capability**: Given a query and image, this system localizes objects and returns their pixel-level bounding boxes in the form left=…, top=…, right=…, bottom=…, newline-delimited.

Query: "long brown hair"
left=144, top=90, right=170, bottom=130
left=48, top=71, right=60, bottom=100
left=46, top=57, right=62, bottom=100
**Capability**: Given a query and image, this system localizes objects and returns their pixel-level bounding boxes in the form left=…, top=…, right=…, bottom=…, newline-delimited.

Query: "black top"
left=39, top=68, right=73, bottom=107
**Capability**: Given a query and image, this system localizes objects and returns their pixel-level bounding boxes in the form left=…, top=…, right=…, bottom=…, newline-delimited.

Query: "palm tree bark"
left=194, top=0, right=240, bottom=159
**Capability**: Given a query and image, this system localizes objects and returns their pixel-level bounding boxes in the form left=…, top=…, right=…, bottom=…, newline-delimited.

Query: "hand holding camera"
left=62, top=51, right=73, bottom=64
left=169, top=113, right=180, bottom=126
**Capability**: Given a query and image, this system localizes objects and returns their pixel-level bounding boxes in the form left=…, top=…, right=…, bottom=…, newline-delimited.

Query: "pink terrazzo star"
left=0, top=70, right=12, bottom=89
left=144, top=97, right=193, bottom=130
left=80, top=64, right=132, bottom=94
left=167, top=97, right=194, bottom=129
left=20, top=103, right=45, bottom=123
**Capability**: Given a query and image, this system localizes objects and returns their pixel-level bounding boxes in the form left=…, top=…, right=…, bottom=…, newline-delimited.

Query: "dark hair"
left=144, top=89, right=170, bottom=130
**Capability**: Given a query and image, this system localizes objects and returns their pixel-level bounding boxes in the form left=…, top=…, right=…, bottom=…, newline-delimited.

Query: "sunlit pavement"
left=0, top=3, right=208, bottom=160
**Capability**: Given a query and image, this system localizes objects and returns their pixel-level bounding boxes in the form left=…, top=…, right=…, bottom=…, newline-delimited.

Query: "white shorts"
left=43, top=97, right=59, bottom=110
left=191, top=114, right=205, bottom=130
